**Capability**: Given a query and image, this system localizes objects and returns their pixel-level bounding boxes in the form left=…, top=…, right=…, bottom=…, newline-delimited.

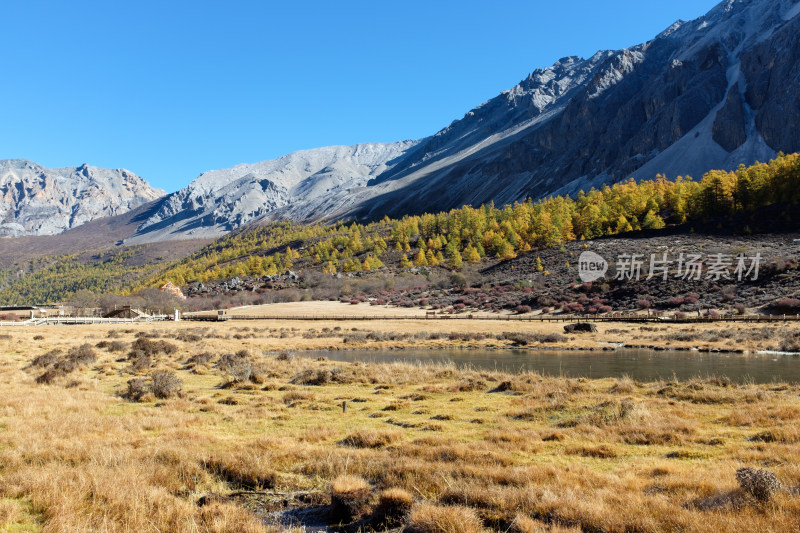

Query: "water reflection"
left=304, top=348, right=800, bottom=384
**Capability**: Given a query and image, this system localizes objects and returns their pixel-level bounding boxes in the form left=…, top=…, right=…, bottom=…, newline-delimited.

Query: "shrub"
left=450, top=273, right=467, bottom=288
left=36, top=369, right=65, bottom=385
left=500, top=332, right=535, bottom=346
left=150, top=370, right=182, bottom=399
left=129, top=352, right=152, bottom=373
left=668, top=297, right=685, bottom=307
left=515, top=305, right=532, bottom=314
left=736, top=467, right=782, bottom=502
left=54, top=358, right=78, bottom=374
left=218, top=351, right=252, bottom=383
left=564, top=322, right=597, bottom=334
left=330, top=475, right=371, bottom=522
left=293, top=368, right=340, bottom=386
left=539, top=333, right=567, bottom=343
left=31, top=349, right=61, bottom=368
left=562, top=302, right=585, bottom=313
left=107, top=340, right=127, bottom=352
left=175, top=332, right=202, bottom=342
left=406, top=503, right=483, bottom=533
left=131, top=337, right=178, bottom=356
left=67, top=344, right=97, bottom=366
left=187, top=352, right=214, bottom=366
left=126, top=378, right=148, bottom=401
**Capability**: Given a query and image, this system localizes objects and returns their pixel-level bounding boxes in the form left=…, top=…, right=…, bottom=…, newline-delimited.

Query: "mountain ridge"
left=6, top=0, right=800, bottom=243
left=0, top=159, right=165, bottom=237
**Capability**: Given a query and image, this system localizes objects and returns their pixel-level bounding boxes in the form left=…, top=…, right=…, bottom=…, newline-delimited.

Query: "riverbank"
left=0, top=326, right=799, bottom=532
left=8, top=311, right=800, bottom=354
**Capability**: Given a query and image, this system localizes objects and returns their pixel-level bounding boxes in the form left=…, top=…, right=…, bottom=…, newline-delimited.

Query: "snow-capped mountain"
left=0, top=160, right=164, bottom=236
left=127, top=0, right=800, bottom=242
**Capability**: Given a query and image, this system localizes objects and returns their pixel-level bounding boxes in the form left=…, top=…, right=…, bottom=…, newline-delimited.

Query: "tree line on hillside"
left=0, top=248, right=164, bottom=306
left=1, top=153, right=797, bottom=305
left=143, top=153, right=800, bottom=287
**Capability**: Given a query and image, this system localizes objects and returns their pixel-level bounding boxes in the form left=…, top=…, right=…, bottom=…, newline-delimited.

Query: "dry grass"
left=406, top=503, right=484, bottom=533
left=0, top=499, right=21, bottom=528
left=0, top=322, right=798, bottom=531
left=330, top=475, right=371, bottom=521
left=374, top=487, right=414, bottom=525
left=341, top=428, right=402, bottom=448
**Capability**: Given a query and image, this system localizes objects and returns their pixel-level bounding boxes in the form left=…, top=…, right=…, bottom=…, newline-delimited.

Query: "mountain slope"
left=126, top=142, right=415, bottom=242
left=127, top=0, right=800, bottom=242
left=0, top=159, right=165, bottom=236
left=344, top=0, right=800, bottom=219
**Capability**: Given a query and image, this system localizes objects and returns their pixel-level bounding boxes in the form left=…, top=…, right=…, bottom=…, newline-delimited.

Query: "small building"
left=160, top=281, right=187, bottom=300
left=103, top=306, right=147, bottom=319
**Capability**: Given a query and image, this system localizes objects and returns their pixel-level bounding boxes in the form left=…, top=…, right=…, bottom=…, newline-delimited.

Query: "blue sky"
left=1, top=0, right=720, bottom=192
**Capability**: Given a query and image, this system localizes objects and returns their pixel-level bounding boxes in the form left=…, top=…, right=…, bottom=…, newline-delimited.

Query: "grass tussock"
left=406, top=503, right=484, bottom=533
left=341, top=429, right=402, bottom=448
left=330, top=475, right=371, bottom=522
left=373, top=487, right=413, bottom=526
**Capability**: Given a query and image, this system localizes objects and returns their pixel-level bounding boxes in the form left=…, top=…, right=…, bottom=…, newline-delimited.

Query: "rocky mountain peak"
left=0, top=160, right=164, bottom=236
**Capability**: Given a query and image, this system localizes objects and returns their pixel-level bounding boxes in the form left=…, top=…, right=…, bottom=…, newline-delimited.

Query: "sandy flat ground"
left=185, top=301, right=513, bottom=318
left=2, top=312, right=794, bottom=354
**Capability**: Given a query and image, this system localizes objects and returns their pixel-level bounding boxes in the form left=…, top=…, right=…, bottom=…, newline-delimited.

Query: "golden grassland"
left=0, top=321, right=798, bottom=532
left=183, top=301, right=800, bottom=353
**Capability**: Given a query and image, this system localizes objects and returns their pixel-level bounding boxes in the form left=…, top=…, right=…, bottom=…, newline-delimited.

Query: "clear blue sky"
left=0, top=0, right=720, bottom=192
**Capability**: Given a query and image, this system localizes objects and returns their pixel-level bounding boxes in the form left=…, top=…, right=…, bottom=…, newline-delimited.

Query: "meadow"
left=0, top=320, right=798, bottom=532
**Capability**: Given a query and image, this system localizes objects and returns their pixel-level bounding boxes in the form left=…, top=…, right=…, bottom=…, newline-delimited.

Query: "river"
left=304, top=348, right=800, bottom=384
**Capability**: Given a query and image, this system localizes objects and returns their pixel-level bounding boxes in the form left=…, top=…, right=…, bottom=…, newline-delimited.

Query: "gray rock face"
left=344, top=0, right=800, bottom=219
left=0, top=160, right=164, bottom=236
left=741, top=12, right=800, bottom=155
left=127, top=142, right=415, bottom=242
left=713, top=82, right=747, bottom=152
left=126, top=0, right=800, bottom=242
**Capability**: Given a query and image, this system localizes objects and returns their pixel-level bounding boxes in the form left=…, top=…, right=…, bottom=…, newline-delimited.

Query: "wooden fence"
left=0, top=315, right=168, bottom=327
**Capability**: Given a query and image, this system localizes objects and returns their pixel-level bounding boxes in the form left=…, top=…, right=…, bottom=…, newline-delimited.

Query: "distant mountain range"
left=3, top=0, right=799, bottom=241
left=0, top=160, right=163, bottom=236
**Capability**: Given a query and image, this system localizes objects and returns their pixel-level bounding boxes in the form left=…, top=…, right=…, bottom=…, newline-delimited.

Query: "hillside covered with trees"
left=0, top=153, right=798, bottom=306
left=141, top=153, right=800, bottom=287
